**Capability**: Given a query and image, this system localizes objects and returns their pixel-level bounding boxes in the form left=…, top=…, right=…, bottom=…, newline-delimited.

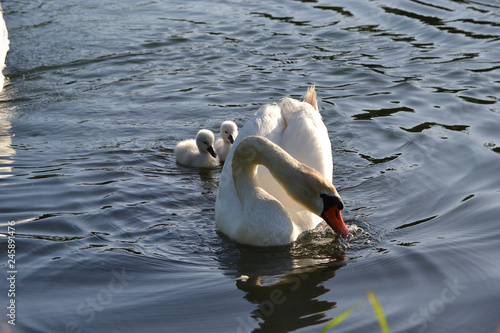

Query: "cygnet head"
left=196, top=129, right=217, bottom=158
left=220, top=121, right=238, bottom=144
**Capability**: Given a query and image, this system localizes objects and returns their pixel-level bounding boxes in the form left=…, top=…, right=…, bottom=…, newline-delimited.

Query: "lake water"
left=1, top=0, right=499, bottom=332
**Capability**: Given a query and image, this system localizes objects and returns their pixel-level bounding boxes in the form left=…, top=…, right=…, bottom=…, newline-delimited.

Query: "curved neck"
left=231, top=136, right=313, bottom=206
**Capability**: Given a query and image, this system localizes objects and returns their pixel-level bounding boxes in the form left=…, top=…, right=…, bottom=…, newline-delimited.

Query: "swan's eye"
left=203, top=141, right=208, bottom=145
left=320, top=193, right=344, bottom=211
left=225, top=131, right=229, bottom=134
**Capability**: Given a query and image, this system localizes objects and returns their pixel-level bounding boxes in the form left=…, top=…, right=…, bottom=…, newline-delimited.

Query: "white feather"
left=175, top=129, right=219, bottom=168
left=215, top=87, right=336, bottom=245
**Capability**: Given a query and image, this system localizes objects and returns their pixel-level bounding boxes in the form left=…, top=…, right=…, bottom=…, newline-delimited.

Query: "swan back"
left=239, top=103, right=285, bottom=143
left=279, top=97, right=332, bottom=182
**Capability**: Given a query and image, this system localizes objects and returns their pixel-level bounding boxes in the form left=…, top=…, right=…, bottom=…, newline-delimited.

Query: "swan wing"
left=239, top=103, right=285, bottom=143
left=258, top=97, right=333, bottom=232
left=279, top=97, right=333, bottom=182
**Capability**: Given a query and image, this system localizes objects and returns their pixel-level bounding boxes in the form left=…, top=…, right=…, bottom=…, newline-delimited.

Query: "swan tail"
left=304, top=85, right=318, bottom=111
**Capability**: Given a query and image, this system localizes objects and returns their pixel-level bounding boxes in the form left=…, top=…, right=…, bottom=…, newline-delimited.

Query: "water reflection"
left=219, top=244, right=346, bottom=332
left=352, top=106, right=414, bottom=120
left=401, top=122, right=469, bottom=133
left=0, top=2, right=11, bottom=184
left=0, top=117, right=14, bottom=184
left=197, top=167, right=220, bottom=192
left=237, top=264, right=344, bottom=332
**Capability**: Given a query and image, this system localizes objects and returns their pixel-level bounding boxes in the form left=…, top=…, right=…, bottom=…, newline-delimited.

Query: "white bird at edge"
left=215, top=120, right=238, bottom=163
left=174, top=129, right=219, bottom=168
left=0, top=2, right=10, bottom=92
left=215, top=86, right=349, bottom=246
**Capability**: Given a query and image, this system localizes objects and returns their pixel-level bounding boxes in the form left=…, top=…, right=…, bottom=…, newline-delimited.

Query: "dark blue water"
left=1, top=0, right=499, bottom=332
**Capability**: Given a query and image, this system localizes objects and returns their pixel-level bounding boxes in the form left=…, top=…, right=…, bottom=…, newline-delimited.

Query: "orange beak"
left=322, top=206, right=349, bottom=238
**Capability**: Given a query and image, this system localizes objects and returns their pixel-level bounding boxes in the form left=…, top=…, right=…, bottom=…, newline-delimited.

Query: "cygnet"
left=215, top=121, right=238, bottom=163
left=175, top=129, right=219, bottom=168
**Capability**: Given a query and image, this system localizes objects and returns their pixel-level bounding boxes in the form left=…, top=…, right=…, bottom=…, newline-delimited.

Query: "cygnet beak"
left=228, top=135, right=234, bottom=144
left=207, top=146, right=217, bottom=158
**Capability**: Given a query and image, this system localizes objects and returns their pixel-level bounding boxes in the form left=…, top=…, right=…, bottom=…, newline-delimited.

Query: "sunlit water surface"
left=1, top=0, right=499, bottom=332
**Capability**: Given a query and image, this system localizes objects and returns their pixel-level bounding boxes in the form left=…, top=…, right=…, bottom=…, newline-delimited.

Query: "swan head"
left=274, top=158, right=350, bottom=238
left=292, top=166, right=349, bottom=238
left=320, top=193, right=349, bottom=238
left=220, top=121, right=238, bottom=144
left=196, top=129, right=217, bottom=158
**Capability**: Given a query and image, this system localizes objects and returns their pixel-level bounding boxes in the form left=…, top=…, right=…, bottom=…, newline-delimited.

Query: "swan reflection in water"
left=0, top=118, right=14, bottom=184
left=218, top=241, right=347, bottom=333
left=0, top=1, right=12, bottom=184
left=237, top=263, right=344, bottom=332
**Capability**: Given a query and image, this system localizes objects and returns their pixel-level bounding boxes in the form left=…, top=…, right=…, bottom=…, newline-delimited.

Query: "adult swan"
left=215, top=87, right=349, bottom=246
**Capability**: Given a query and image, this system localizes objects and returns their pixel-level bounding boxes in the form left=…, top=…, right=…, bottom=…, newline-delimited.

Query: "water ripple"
left=2, top=0, right=500, bottom=331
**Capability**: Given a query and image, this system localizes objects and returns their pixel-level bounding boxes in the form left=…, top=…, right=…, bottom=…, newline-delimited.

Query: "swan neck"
left=232, top=137, right=300, bottom=200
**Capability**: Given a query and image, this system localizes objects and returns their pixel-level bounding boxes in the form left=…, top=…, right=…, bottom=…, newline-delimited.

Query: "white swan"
left=215, top=121, right=238, bottom=163
left=215, top=87, right=348, bottom=246
left=174, top=129, right=219, bottom=168
left=0, top=3, right=9, bottom=92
